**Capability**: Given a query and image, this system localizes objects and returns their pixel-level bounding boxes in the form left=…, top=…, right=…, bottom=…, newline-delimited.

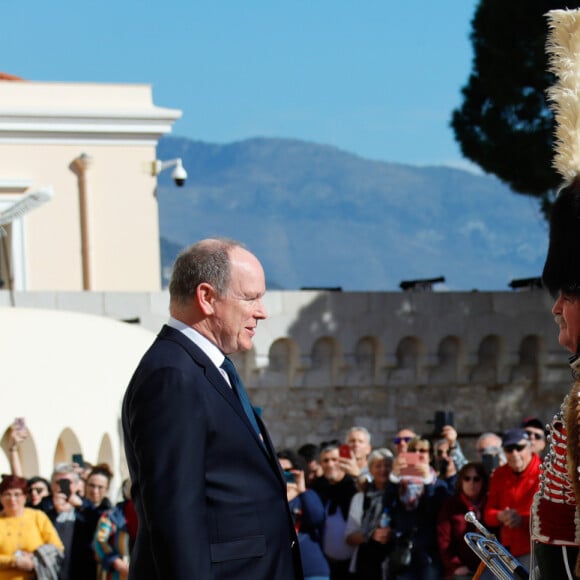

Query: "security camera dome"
left=171, top=161, right=188, bottom=187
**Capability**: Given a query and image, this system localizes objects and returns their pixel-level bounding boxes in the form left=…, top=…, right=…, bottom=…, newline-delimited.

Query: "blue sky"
left=1, top=0, right=479, bottom=168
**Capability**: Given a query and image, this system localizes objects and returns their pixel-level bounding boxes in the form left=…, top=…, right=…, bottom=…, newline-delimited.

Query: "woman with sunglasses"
left=25, top=478, right=50, bottom=508
left=383, top=437, right=450, bottom=579
left=436, top=462, right=488, bottom=579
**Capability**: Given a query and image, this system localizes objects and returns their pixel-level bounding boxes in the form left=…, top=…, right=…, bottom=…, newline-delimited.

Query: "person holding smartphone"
left=277, top=450, right=329, bottom=580
left=383, top=437, right=451, bottom=579
left=39, top=463, right=99, bottom=580
left=338, top=427, right=373, bottom=483
left=310, top=442, right=358, bottom=580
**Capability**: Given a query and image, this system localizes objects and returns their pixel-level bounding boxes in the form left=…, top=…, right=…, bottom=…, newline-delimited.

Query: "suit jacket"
left=122, top=325, right=303, bottom=580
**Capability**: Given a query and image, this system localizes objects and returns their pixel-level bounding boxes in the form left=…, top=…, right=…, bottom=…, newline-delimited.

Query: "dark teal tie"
left=221, top=357, right=263, bottom=440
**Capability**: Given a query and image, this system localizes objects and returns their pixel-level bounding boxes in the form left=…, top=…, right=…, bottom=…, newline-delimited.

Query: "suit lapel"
left=157, top=326, right=274, bottom=461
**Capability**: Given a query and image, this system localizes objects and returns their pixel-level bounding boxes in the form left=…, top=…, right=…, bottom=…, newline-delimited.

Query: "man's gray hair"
left=477, top=432, right=502, bottom=446
left=345, top=426, right=371, bottom=444
left=51, top=462, right=79, bottom=482
left=169, top=238, right=244, bottom=305
left=367, top=448, right=393, bottom=467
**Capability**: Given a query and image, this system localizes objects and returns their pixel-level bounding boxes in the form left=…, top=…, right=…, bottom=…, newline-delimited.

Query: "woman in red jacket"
left=437, top=462, right=488, bottom=579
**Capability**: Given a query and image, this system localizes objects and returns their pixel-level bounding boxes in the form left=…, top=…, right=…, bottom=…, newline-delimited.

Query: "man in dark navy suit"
left=122, top=238, right=303, bottom=580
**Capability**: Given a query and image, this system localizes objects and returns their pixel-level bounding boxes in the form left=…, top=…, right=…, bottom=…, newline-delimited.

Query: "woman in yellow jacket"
left=0, top=474, right=63, bottom=579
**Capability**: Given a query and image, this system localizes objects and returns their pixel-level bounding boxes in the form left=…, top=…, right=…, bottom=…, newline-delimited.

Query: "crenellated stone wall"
left=2, top=289, right=571, bottom=458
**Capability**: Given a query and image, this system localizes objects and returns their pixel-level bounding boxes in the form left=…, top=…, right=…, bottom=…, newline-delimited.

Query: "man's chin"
left=559, top=332, right=576, bottom=353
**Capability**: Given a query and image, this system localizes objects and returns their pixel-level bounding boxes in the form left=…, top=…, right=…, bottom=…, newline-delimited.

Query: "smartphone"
left=12, top=417, right=27, bottom=434
left=72, top=453, right=84, bottom=468
left=400, top=451, right=419, bottom=465
left=482, top=452, right=500, bottom=475
left=400, top=451, right=421, bottom=476
left=339, top=444, right=352, bottom=459
left=434, top=410, right=454, bottom=435
left=283, top=470, right=296, bottom=484
left=56, top=478, right=71, bottom=498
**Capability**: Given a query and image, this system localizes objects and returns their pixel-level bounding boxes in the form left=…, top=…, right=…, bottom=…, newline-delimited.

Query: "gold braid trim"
left=565, top=378, right=580, bottom=576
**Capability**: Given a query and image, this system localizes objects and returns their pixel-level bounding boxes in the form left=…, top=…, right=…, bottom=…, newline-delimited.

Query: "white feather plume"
left=546, top=9, right=580, bottom=180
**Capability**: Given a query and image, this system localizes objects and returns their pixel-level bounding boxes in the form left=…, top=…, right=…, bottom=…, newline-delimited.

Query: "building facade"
left=0, top=76, right=181, bottom=292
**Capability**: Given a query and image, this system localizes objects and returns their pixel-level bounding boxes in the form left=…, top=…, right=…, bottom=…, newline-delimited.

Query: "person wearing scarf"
left=383, top=436, right=451, bottom=579
left=345, top=449, right=394, bottom=579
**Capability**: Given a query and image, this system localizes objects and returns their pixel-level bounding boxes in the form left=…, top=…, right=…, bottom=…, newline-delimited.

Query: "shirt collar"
left=167, top=316, right=225, bottom=368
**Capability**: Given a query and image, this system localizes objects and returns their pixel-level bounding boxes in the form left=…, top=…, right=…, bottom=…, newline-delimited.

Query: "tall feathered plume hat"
left=543, top=9, right=580, bottom=297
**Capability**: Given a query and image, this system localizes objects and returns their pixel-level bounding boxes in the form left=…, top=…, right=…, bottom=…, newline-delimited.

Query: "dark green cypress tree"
left=451, top=0, right=580, bottom=216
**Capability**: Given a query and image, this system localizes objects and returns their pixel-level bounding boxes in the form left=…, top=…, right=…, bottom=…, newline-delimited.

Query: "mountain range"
left=156, top=136, right=548, bottom=291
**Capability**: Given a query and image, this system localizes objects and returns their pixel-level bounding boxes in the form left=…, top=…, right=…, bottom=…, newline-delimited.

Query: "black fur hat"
left=542, top=175, right=580, bottom=297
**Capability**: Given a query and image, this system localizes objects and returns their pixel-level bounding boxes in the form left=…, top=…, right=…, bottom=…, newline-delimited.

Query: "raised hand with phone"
left=391, top=439, right=432, bottom=481
left=9, top=417, right=29, bottom=454
left=337, top=443, right=362, bottom=478
left=432, top=410, right=468, bottom=473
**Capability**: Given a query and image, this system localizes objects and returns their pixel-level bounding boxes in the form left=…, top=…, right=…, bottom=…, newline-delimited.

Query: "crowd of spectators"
left=0, top=416, right=545, bottom=579
left=0, top=420, right=135, bottom=579
left=281, top=419, right=545, bottom=580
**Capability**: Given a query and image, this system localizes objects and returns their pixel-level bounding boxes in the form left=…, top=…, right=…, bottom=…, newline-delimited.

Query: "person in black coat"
left=122, top=238, right=303, bottom=580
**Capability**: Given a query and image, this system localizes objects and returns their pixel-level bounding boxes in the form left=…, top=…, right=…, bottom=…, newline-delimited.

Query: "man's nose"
left=254, top=298, right=267, bottom=319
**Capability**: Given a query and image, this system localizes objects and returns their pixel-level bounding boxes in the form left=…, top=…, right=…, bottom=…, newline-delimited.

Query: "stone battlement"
left=2, top=289, right=569, bottom=452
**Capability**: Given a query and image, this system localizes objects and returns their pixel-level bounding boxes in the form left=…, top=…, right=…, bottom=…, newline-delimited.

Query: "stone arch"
left=0, top=424, right=41, bottom=478
left=429, top=335, right=463, bottom=384
left=262, top=338, right=300, bottom=387
left=470, top=334, right=502, bottom=383
left=96, top=433, right=114, bottom=468
left=303, top=336, right=342, bottom=387
left=389, top=336, right=425, bottom=383
left=510, top=334, right=542, bottom=383
left=54, top=427, right=82, bottom=467
left=95, top=433, right=117, bottom=495
left=269, top=338, right=299, bottom=372
left=346, top=335, right=381, bottom=385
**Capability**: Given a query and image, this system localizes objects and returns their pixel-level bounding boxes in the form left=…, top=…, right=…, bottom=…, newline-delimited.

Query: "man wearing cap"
left=483, top=429, right=541, bottom=572
left=521, top=417, right=547, bottom=458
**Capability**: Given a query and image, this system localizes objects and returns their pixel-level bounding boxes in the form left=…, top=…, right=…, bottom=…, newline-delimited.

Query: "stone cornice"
left=0, top=107, right=182, bottom=144
left=0, top=80, right=182, bottom=144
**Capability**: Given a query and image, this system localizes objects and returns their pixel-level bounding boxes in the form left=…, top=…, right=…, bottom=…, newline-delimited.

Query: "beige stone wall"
left=0, top=143, right=160, bottom=290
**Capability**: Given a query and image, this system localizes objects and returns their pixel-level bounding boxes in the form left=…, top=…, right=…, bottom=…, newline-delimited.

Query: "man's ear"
left=197, top=282, right=216, bottom=315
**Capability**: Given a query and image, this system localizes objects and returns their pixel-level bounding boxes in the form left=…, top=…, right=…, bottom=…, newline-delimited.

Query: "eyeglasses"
left=436, top=449, right=448, bottom=457
left=29, top=487, right=46, bottom=494
left=504, top=443, right=527, bottom=453
left=1, top=491, right=24, bottom=499
left=411, top=448, right=430, bottom=453
left=463, top=475, right=482, bottom=483
left=394, top=436, right=412, bottom=444
left=525, top=431, right=545, bottom=440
